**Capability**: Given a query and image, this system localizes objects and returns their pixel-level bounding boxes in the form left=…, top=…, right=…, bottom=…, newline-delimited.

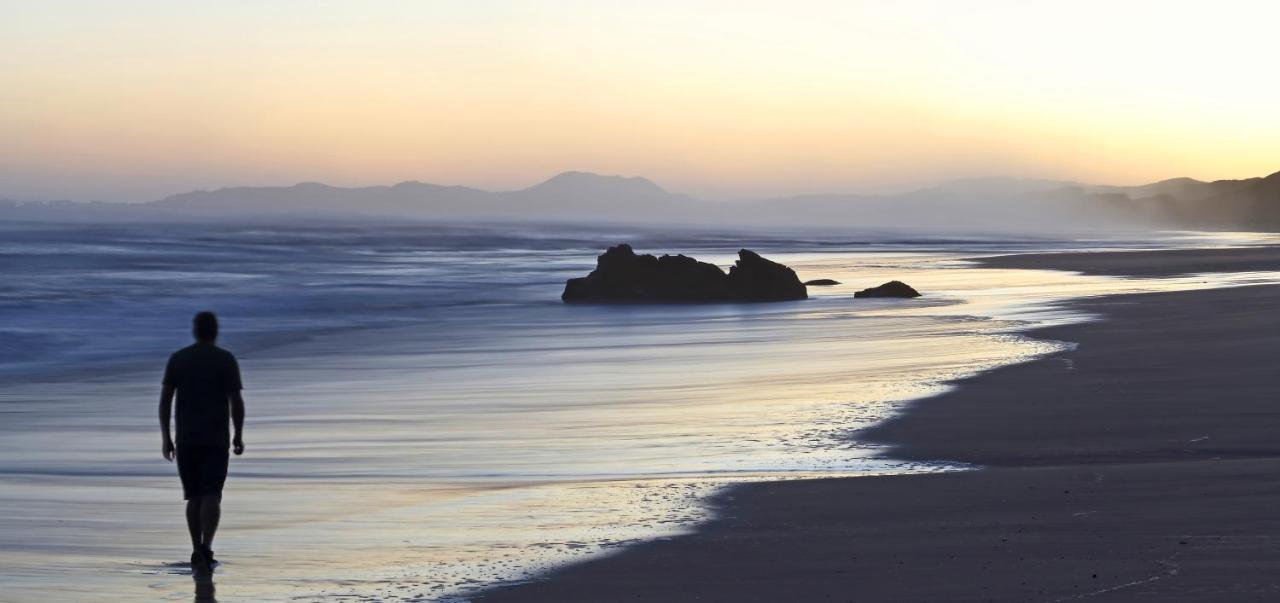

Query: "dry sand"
left=479, top=247, right=1280, bottom=602
left=980, top=245, right=1280, bottom=277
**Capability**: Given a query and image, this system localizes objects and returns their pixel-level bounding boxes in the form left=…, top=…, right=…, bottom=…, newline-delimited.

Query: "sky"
left=3, top=0, right=1279, bottom=202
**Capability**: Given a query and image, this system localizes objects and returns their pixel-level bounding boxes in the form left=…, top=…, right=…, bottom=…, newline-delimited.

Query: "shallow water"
left=1, top=223, right=1278, bottom=602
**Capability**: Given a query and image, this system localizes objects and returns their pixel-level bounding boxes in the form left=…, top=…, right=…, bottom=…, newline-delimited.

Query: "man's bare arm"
left=159, top=384, right=176, bottom=461
left=231, top=391, right=246, bottom=455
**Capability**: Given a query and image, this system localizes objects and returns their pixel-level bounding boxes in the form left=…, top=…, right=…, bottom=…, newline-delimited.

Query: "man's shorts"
left=177, top=445, right=229, bottom=500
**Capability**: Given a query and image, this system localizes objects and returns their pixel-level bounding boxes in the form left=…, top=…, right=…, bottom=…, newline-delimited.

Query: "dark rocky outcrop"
left=803, top=279, right=841, bottom=286
left=562, top=244, right=807, bottom=303
left=854, top=280, right=921, bottom=298
left=727, top=250, right=810, bottom=301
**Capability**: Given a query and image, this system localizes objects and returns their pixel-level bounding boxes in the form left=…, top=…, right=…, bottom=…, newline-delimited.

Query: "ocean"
left=2, top=222, right=1278, bottom=602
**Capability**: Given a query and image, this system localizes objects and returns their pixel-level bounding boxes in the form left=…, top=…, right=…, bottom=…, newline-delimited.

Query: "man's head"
left=193, top=311, right=219, bottom=342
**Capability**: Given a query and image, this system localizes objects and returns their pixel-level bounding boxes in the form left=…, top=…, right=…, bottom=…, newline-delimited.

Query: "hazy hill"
left=1082, top=171, right=1280, bottom=229
left=157, top=181, right=495, bottom=218
left=1192, top=171, right=1280, bottom=228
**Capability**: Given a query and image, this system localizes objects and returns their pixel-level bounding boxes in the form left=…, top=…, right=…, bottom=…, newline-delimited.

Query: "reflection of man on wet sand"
left=194, top=579, right=218, bottom=602
left=159, top=311, right=246, bottom=577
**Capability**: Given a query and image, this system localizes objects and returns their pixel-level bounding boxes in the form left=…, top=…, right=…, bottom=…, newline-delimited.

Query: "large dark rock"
left=562, top=244, right=808, bottom=303
left=854, top=280, right=921, bottom=298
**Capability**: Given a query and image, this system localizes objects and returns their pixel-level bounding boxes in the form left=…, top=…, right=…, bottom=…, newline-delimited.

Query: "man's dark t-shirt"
left=163, top=342, right=242, bottom=448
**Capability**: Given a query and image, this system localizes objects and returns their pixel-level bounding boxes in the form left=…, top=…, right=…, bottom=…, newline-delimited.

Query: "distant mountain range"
left=154, top=171, right=689, bottom=221
left=4, top=169, right=1280, bottom=232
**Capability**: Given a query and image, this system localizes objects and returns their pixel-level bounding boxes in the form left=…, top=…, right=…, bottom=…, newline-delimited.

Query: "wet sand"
left=480, top=247, right=1280, bottom=602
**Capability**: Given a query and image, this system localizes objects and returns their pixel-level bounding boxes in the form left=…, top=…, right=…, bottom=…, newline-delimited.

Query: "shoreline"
left=478, top=246, right=1280, bottom=602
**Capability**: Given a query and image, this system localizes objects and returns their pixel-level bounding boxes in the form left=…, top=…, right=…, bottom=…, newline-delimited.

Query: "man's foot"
left=190, top=549, right=210, bottom=575
left=201, top=545, right=219, bottom=569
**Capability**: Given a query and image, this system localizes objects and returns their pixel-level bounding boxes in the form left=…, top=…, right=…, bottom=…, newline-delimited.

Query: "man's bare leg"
left=199, top=495, right=221, bottom=551
left=185, top=499, right=202, bottom=551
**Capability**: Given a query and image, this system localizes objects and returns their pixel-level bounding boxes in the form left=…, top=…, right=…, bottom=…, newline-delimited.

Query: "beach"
left=480, top=247, right=1280, bottom=602
left=0, top=224, right=1114, bottom=601
left=9, top=3, right=1280, bottom=601
left=5, top=227, right=1280, bottom=601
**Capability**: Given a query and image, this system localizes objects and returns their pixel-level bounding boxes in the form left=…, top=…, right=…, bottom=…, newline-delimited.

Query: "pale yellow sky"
left=2, top=1, right=1278, bottom=201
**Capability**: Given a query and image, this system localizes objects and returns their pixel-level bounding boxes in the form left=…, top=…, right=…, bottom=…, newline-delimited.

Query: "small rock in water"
left=853, top=280, right=921, bottom=298
left=803, top=279, right=840, bottom=286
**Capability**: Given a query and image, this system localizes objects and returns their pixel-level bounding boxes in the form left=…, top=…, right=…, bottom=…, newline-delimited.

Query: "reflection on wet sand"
left=6, top=236, right=1280, bottom=602
left=193, top=578, right=217, bottom=603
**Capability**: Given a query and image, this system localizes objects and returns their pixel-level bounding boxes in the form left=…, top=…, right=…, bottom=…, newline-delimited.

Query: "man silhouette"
left=159, top=311, right=246, bottom=575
